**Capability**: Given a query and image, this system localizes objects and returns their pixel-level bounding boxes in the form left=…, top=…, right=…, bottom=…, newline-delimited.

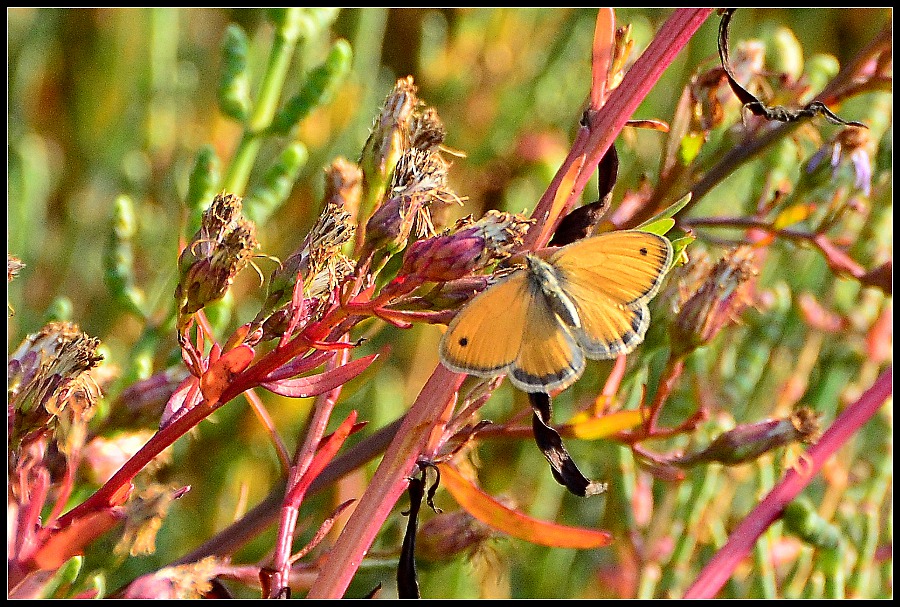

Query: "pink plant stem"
left=525, top=8, right=713, bottom=249
left=306, top=9, right=713, bottom=599
left=684, top=366, right=893, bottom=598
left=305, top=365, right=464, bottom=598
left=268, top=348, right=350, bottom=597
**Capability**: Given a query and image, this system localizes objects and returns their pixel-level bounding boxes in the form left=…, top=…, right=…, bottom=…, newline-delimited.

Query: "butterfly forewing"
left=551, top=231, right=671, bottom=359
left=439, top=272, right=532, bottom=376
left=550, top=231, right=672, bottom=306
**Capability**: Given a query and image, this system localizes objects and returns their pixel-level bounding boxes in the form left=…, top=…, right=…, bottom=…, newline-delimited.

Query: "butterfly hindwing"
left=568, top=289, right=650, bottom=358
left=509, top=289, right=585, bottom=393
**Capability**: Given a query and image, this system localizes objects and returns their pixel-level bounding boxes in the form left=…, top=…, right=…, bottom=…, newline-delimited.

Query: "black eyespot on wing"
left=640, top=247, right=648, bottom=256
left=458, top=337, right=468, bottom=347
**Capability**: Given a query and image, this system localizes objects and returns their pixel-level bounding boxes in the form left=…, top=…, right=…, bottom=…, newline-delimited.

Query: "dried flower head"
left=176, top=193, right=258, bottom=326
left=255, top=195, right=356, bottom=340
left=363, top=148, right=461, bottom=259
left=120, top=556, right=223, bottom=599
left=116, top=485, right=190, bottom=557
left=670, top=246, right=757, bottom=357
left=8, top=321, right=103, bottom=454
left=410, top=107, right=447, bottom=152
left=323, top=157, right=363, bottom=226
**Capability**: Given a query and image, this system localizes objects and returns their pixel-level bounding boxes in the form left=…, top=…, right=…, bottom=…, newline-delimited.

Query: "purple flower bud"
left=674, top=408, right=821, bottom=467
left=399, top=211, right=532, bottom=283
left=176, top=193, right=258, bottom=324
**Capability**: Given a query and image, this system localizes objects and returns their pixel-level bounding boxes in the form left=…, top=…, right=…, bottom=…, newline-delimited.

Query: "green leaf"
left=244, top=142, right=309, bottom=224
left=218, top=24, right=252, bottom=123
left=637, top=192, right=692, bottom=232
left=269, top=39, right=354, bottom=135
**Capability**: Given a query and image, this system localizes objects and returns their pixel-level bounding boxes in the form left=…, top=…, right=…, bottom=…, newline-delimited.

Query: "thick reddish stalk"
left=684, top=366, right=892, bottom=598
left=305, top=365, right=463, bottom=598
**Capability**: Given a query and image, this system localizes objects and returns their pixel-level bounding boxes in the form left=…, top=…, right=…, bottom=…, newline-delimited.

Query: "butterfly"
left=439, top=230, right=672, bottom=393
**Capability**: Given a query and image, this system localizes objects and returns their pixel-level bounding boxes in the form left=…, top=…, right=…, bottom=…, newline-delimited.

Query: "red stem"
left=55, top=394, right=218, bottom=529
left=684, top=366, right=892, bottom=598
left=268, top=348, right=350, bottom=597
left=525, top=8, right=713, bottom=249
left=305, top=365, right=463, bottom=598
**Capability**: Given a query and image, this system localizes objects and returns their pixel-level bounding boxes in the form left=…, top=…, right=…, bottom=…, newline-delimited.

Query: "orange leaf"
left=438, top=463, right=612, bottom=549
left=567, top=409, right=646, bottom=440
left=538, top=155, right=586, bottom=248
left=200, top=344, right=255, bottom=402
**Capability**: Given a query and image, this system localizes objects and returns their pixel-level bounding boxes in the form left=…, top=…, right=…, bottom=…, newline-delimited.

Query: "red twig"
left=684, top=366, right=892, bottom=598
left=268, top=348, right=351, bottom=597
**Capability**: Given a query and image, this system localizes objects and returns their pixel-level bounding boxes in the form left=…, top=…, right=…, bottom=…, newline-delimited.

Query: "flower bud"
left=670, top=246, right=757, bottom=357
left=416, top=275, right=493, bottom=311
left=416, top=510, right=495, bottom=562
left=398, top=211, right=532, bottom=284
left=176, top=193, right=258, bottom=327
left=324, top=157, right=363, bottom=229
left=359, top=76, right=418, bottom=213
left=363, top=192, right=421, bottom=257
left=803, top=125, right=873, bottom=197
left=674, top=407, right=820, bottom=467
left=362, top=147, right=461, bottom=263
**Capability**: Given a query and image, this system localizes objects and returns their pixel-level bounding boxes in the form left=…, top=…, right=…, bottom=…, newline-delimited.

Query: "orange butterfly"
left=440, top=230, right=672, bottom=393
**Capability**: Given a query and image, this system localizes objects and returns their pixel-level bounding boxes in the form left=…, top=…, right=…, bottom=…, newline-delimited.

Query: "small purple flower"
left=806, top=126, right=873, bottom=196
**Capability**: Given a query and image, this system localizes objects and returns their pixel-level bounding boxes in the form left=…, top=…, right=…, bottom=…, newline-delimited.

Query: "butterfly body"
left=439, top=230, right=672, bottom=393
left=523, top=254, right=581, bottom=330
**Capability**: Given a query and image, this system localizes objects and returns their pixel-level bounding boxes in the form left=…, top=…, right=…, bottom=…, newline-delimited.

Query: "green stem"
left=222, top=9, right=304, bottom=194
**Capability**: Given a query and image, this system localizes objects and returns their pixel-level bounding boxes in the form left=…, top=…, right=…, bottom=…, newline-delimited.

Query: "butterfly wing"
left=550, top=231, right=672, bottom=359
left=509, top=294, right=585, bottom=393
left=439, top=271, right=531, bottom=377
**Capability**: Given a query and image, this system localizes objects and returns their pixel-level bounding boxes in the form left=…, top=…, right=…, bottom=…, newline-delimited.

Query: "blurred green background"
left=7, top=8, right=892, bottom=599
